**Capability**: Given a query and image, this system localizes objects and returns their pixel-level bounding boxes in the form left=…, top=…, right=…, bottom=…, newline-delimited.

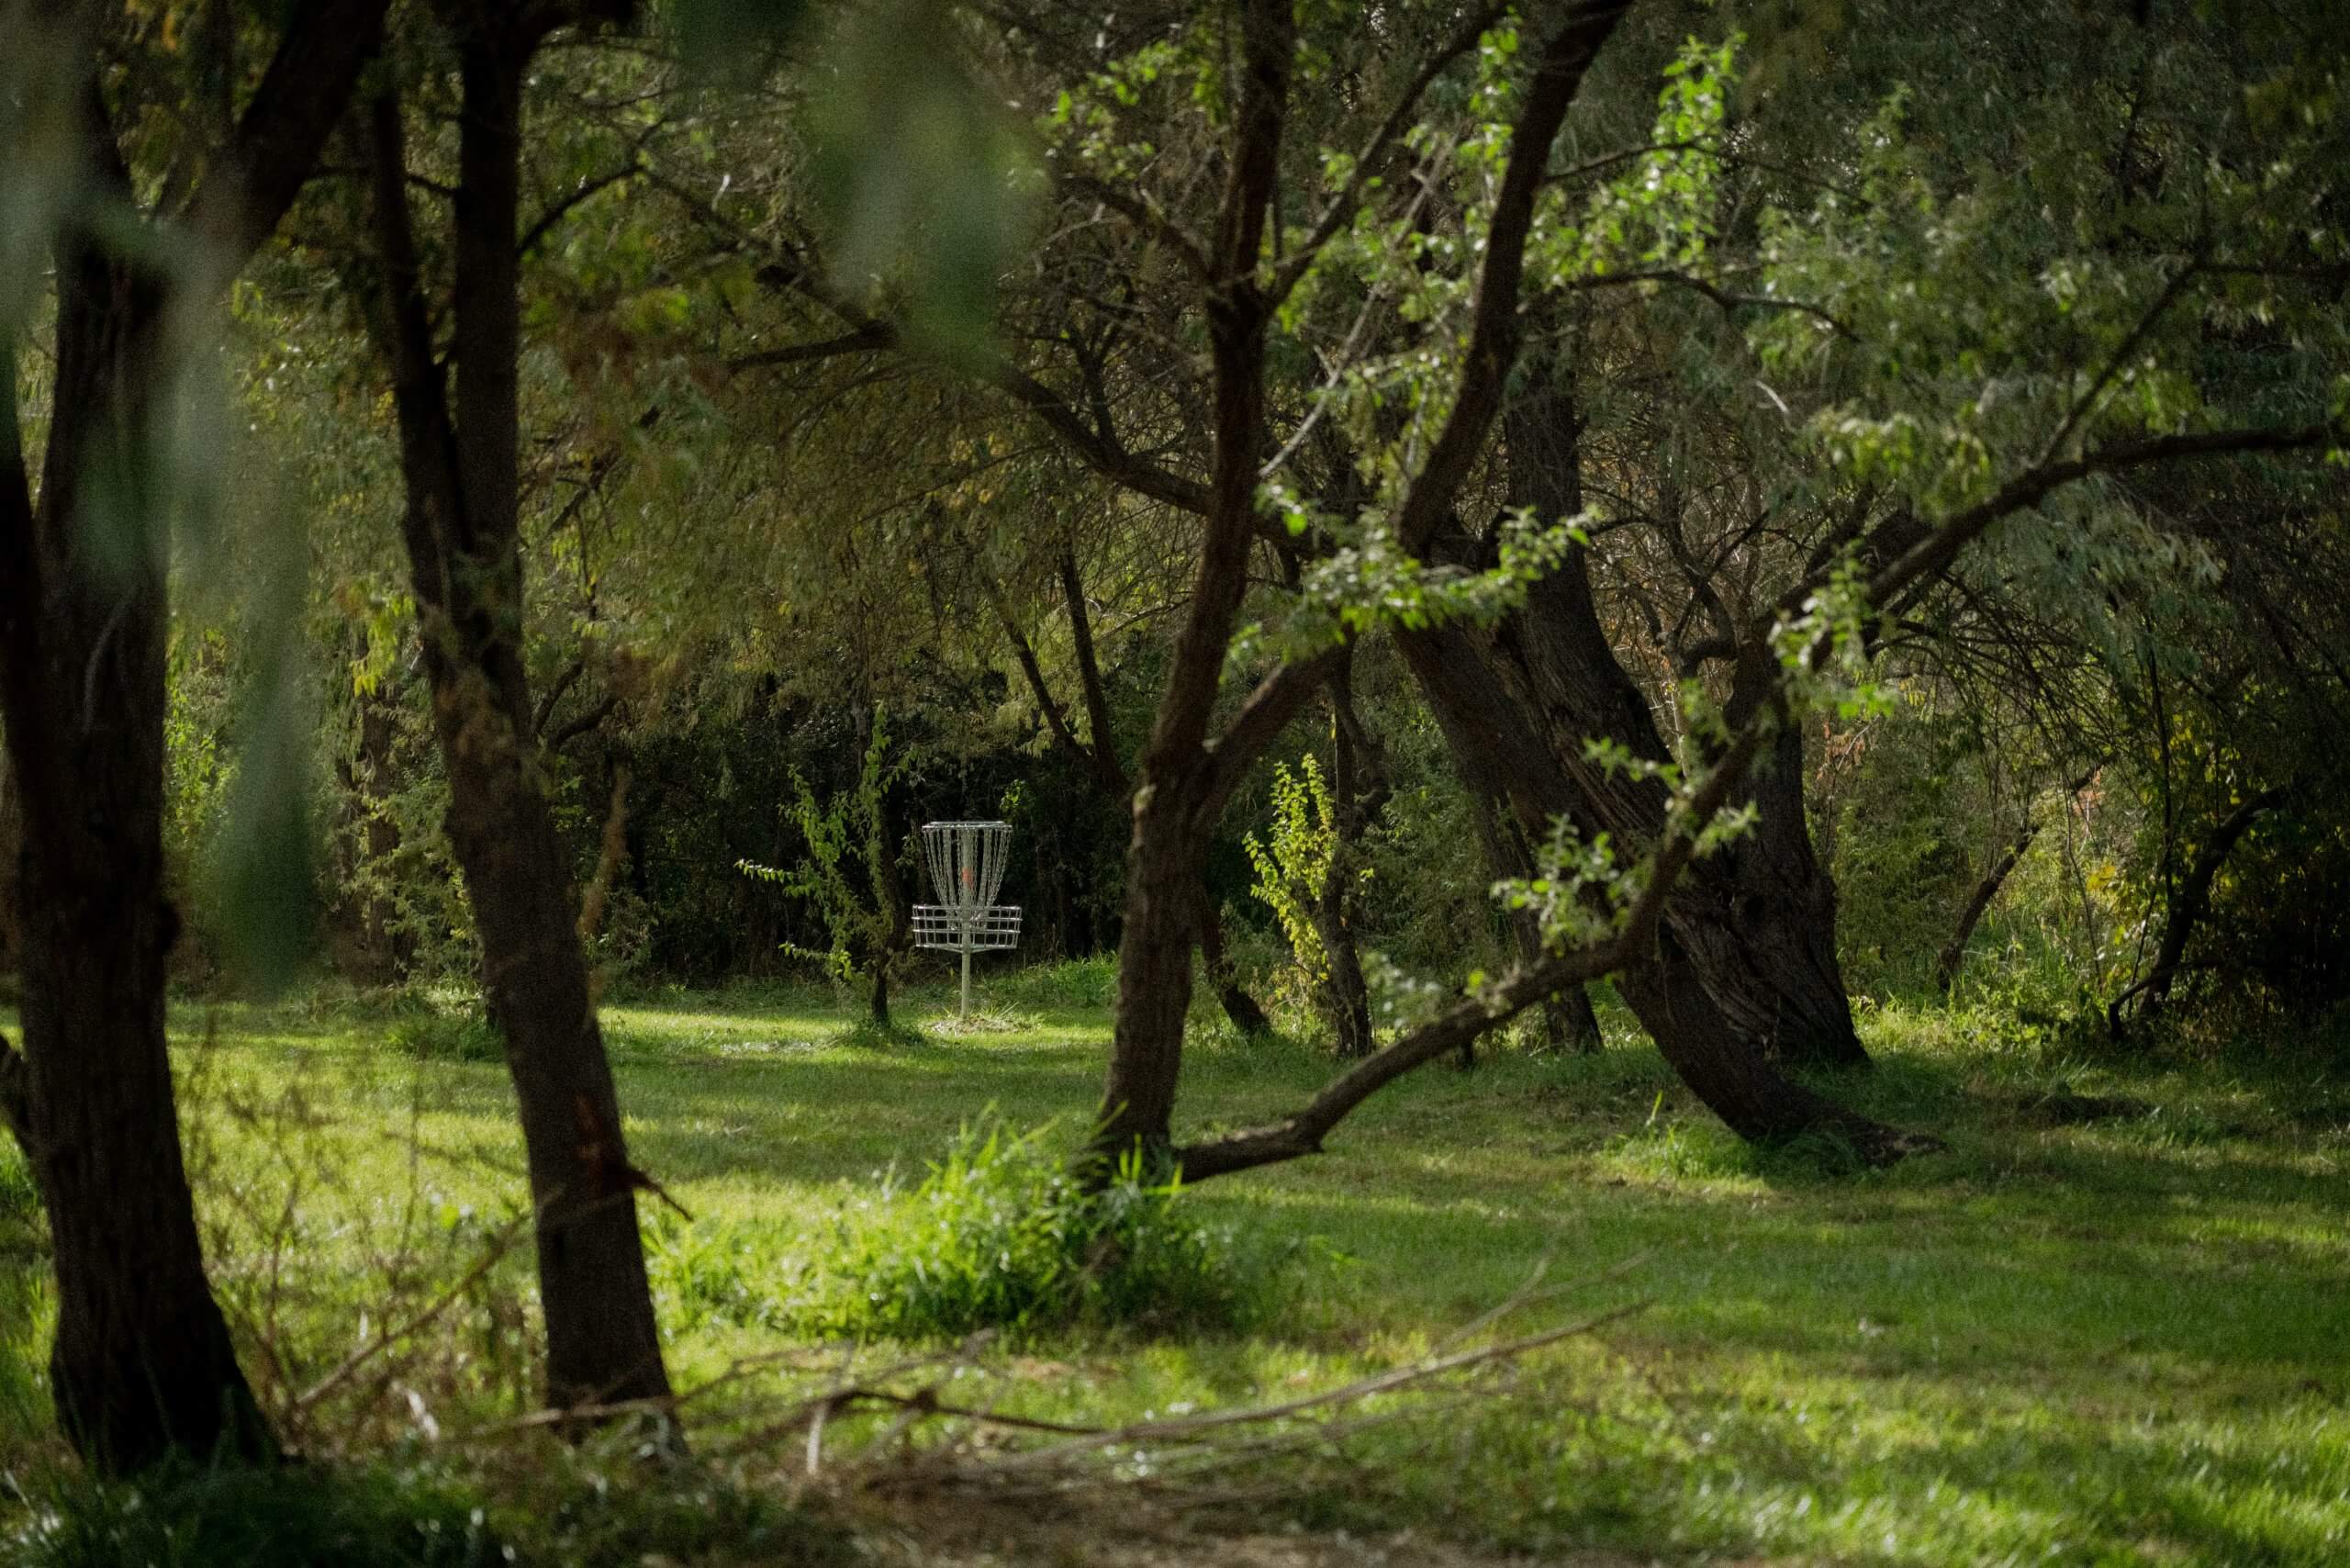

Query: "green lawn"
left=3, top=978, right=2346, bottom=1565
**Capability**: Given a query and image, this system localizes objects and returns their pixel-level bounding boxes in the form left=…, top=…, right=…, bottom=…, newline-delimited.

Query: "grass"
left=2, top=974, right=2346, bottom=1565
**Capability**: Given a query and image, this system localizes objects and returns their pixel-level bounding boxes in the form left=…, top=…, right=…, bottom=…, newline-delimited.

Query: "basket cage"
left=912, top=820, right=1022, bottom=954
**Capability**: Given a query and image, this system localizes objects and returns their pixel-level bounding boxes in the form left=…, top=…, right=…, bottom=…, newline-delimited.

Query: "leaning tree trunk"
left=1495, top=380, right=1867, bottom=1069
left=368, top=34, right=671, bottom=1414
left=1395, top=620, right=1920, bottom=1159
left=2108, top=787, right=2287, bottom=1036
left=1936, top=820, right=2040, bottom=993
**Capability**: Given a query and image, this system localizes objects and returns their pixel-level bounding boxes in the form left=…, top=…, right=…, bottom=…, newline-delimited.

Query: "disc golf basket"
left=913, top=821, right=1023, bottom=1018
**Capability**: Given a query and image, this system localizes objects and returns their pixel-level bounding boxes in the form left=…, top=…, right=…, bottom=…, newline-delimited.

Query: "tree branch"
left=1863, top=421, right=2343, bottom=613
left=1268, top=2, right=1508, bottom=302
left=547, top=692, right=621, bottom=754
left=1060, top=548, right=1130, bottom=797
left=532, top=655, right=587, bottom=738
left=1176, top=713, right=1770, bottom=1182
left=187, top=0, right=395, bottom=269
left=1056, top=172, right=1214, bottom=281
left=519, top=159, right=647, bottom=261
left=646, top=168, right=1213, bottom=516
left=1391, top=0, right=1636, bottom=557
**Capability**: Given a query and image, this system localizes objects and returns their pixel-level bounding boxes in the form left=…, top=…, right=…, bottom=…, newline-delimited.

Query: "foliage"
left=653, top=1116, right=1277, bottom=1343
left=1241, top=756, right=1344, bottom=982
left=737, top=708, right=915, bottom=1002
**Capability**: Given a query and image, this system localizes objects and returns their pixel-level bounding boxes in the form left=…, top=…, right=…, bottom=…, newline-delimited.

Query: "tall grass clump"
left=655, top=1118, right=1282, bottom=1343
left=996, top=955, right=1119, bottom=1013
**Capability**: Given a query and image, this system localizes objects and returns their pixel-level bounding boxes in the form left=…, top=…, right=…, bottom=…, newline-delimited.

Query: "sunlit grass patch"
left=3, top=987, right=2346, bottom=1563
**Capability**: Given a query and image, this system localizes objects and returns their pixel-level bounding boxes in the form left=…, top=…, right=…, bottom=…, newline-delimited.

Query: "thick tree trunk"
left=0, top=0, right=397, bottom=1462
left=1495, top=379, right=1867, bottom=1069
left=0, top=251, right=267, bottom=1475
left=1395, top=621, right=1919, bottom=1155
left=0, top=537, right=272, bottom=1470
left=368, top=40, right=673, bottom=1415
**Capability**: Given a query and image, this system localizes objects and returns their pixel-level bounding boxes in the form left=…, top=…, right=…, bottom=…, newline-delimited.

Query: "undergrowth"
left=654, top=1117, right=1284, bottom=1343
left=0, top=1439, right=845, bottom=1568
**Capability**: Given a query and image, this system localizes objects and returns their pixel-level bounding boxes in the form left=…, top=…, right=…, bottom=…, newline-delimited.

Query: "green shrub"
left=651, top=1117, right=1280, bottom=1342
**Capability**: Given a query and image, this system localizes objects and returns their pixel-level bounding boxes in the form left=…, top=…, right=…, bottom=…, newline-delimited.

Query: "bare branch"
left=644, top=168, right=1213, bottom=516
left=1056, top=172, right=1214, bottom=281
left=519, top=159, right=646, bottom=261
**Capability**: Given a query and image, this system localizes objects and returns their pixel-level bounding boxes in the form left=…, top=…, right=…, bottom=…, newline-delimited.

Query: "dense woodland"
left=1, top=0, right=2347, bottom=1561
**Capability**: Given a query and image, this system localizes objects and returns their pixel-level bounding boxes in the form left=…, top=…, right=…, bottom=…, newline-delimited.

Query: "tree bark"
left=366, top=37, right=672, bottom=1416
left=0, top=0, right=389, bottom=1471
left=1094, top=0, right=1296, bottom=1165
left=1395, top=621, right=1913, bottom=1153
left=1494, top=374, right=1867, bottom=1069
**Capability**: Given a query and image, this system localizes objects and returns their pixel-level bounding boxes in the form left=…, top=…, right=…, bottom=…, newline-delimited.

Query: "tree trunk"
left=1495, top=377, right=1867, bottom=1069
left=0, top=0, right=389, bottom=1468
left=1395, top=621, right=1918, bottom=1155
left=1311, top=666, right=1384, bottom=1061
left=330, top=673, right=413, bottom=983
left=367, top=40, right=673, bottom=1415
left=1196, top=890, right=1273, bottom=1036
left=0, top=500, right=272, bottom=1469
left=0, top=749, right=21, bottom=986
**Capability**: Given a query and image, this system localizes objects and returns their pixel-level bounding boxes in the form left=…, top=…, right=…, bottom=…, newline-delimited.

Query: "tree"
left=355, top=3, right=675, bottom=1417
left=0, top=0, right=389, bottom=1471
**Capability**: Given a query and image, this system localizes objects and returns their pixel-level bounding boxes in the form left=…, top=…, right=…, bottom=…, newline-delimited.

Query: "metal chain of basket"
left=912, top=820, right=1022, bottom=1017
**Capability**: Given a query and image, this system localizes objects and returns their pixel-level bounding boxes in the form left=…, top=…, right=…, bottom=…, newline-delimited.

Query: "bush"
left=652, top=1117, right=1280, bottom=1343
